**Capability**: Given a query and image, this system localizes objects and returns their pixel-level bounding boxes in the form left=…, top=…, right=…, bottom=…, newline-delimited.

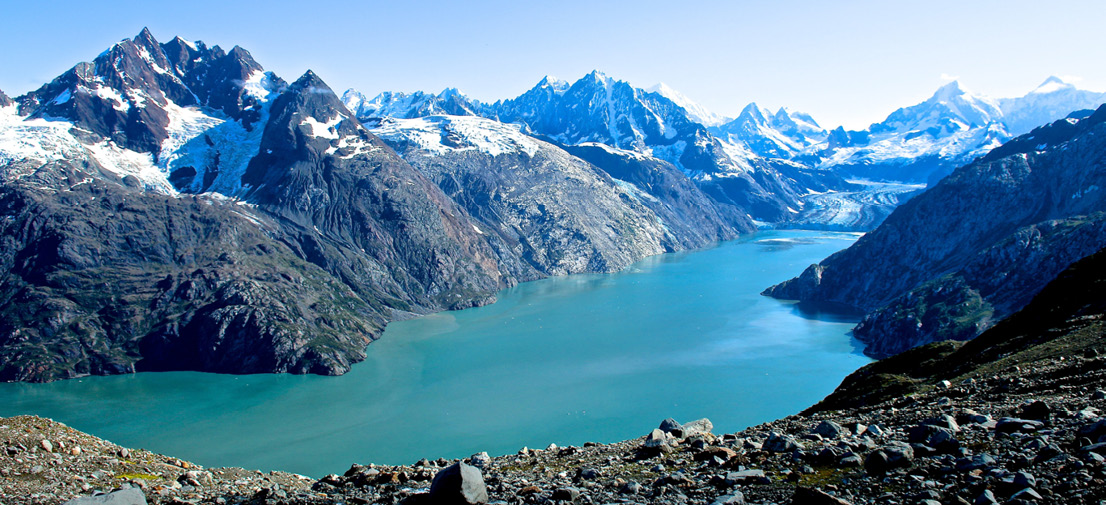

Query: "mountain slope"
left=0, top=30, right=514, bottom=381
left=765, top=105, right=1106, bottom=357
left=808, top=244, right=1106, bottom=412
left=372, top=115, right=688, bottom=278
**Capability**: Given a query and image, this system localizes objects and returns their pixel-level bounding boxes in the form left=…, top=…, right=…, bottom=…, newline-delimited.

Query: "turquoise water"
left=0, top=230, right=869, bottom=477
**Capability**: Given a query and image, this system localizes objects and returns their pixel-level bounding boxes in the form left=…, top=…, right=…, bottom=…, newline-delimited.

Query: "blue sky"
left=2, top=0, right=1104, bottom=129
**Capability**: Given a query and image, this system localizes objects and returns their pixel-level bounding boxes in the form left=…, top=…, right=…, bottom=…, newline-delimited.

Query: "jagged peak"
left=932, top=80, right=968, bottom=101
left=135, top=27, right=157, bottom=44
left=737, top=102, right=769, bottom=123
left=292, top=70, right=332, bottom=93
left=438, top=87, right=465, bottom=99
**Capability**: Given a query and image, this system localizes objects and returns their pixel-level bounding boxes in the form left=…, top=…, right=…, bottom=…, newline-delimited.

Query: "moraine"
left=0, top=230, right=868, bottom=477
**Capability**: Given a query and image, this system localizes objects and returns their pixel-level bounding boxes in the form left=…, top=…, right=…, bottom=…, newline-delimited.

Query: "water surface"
left=0, top=230, right=869, bottom=477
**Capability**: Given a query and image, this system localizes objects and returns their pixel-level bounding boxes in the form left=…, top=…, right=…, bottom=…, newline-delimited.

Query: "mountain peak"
left=294, top=70, right=328, bottom=89
left=1031, top=75, right=1075, bottom=95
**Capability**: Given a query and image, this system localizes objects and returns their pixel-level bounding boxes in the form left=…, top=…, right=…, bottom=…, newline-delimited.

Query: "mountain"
left=999, top=76, right=1106, bottom=136
left=0, top=29, right=528, bottom=381
left=345, top=72, right=856, bottom=224
left=0, top=90, right=11, bottom=108
left=342, top=88, right=481, bottom=120
left=711, top=103, right=827, bottom=159
left=807, top=77, right=1106, bottom=184
left=645, top=83, right=730, bottom=127
left=765, top=105, right=1106, bottom=358
left=370, top=115, right=752, bottom=278
left=0, top=31, right=776, bottom=382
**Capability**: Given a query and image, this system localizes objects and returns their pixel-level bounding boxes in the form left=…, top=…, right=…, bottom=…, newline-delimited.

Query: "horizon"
left=2, top=0, right=1104, bottom=130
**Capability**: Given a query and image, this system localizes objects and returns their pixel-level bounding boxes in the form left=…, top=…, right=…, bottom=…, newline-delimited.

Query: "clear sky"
left=2, top=0, right=1104, bottom=129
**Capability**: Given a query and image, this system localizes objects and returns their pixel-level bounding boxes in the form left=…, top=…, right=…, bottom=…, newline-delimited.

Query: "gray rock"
left=619, top=481, right=642, bottom=495
left=678, top=418, right=714, bottom=438
left=575, top=467, right=599, bottom=480
left=550, top=487, right=581, bottom=502
left=955, top=453, right=997, bottom=471
left=428, top=462, right=488, bottom=505
left=712, top=491, right=746, bottom=505
left=62, top=488, right=147, bottom=505
left=1013, top=471, right=1036, bottom=488
left=659, top=418, right=683, bottom=433
left=790, top=486, right=853, bottom=505
left=813, top=420, right=848, bottom=439
left=995, top=418, right=1044, bottom=434
left=764, top=432, right=803, bottom=452
left=725, top=469, right=770, bottom=486
left=1011, top=488, right=1043, bottom=501
left=865, top=441, right=914, bottom=475
left=921, top=414, right=960, bottom=432
left=973, top=489, right=998, bottom=505
left=468, top=452, right=491, bottom=469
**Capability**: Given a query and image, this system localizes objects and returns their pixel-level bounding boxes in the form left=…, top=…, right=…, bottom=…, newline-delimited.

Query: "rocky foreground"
left=2, top=351, right=1104, bottom=505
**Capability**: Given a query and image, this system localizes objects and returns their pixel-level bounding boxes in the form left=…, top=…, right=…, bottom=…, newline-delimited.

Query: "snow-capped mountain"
left=999, top=76, right=1106, bottom=135
left=645, top=83, right=730, bottom=127
left=341, top=87, right=481, bottom=120
left=806, top=77, right=1106, bottom=183
left=711, top=103, right=827, bottom=159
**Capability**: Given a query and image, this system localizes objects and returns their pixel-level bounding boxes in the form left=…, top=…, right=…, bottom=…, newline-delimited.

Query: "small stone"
left=62, top=487, right=147, bottom=505
left=973, top=489, right=998, bottom=505
left=550, top=487, right=581, bottom=502
left=119, top=448, right=131, bottom=459
left=70, top=446, right=82, bottom=456
left=40, top=440, right=53, bottom=453
left=725, top=469, right=769, bottom=486
left=619, top=481, right=642, bottom=495
left=517, top=486, right=541, bottom=496
left=790, top=486, right=854, bottom=505
left=1011, top=487, right=1043, bottom=501
left=764, top=432, right=803, bottom=452
left=468, top=452, right=491, bottom=469
left=712, top=491, right=746, bottom=505
left=575, top=467, right=599, bottom=480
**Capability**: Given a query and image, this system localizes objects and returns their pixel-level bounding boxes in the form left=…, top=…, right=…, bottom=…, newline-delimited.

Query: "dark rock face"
left=376, top=117, right=671, bottom=278
left=0, top=160, right=378, bottom=382
left=0, top=89, right=12, bottom=108
left=766, top=106, right=1106, bottom=357
left=807, top=245, right=1106, bottom=413
left=564, top=143, right=753, bottom=248
left=242, top=72, right=505, bottom=312
left=0, top=31, right=510, bottom=381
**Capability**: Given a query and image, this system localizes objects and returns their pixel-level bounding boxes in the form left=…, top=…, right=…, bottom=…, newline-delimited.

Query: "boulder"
left=428, top=462, right=488, bottom=505
left=865, top=442, right=914, bottom=475
left=764, top=432, right=803, bottom=453
left=813, top=420, right=848, bottom=439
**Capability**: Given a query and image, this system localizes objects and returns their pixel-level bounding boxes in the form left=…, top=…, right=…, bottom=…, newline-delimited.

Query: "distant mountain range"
left=345, top=75, right=1106, bottom=185
left=766, top=105, right=1106, bottom=357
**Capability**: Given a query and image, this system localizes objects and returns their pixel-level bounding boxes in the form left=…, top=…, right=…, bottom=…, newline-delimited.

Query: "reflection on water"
left=0, top=230, right=870, bottom=477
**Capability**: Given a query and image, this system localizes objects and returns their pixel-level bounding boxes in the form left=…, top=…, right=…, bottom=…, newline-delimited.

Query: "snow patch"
left=371, top=115, right=541, bottom=157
